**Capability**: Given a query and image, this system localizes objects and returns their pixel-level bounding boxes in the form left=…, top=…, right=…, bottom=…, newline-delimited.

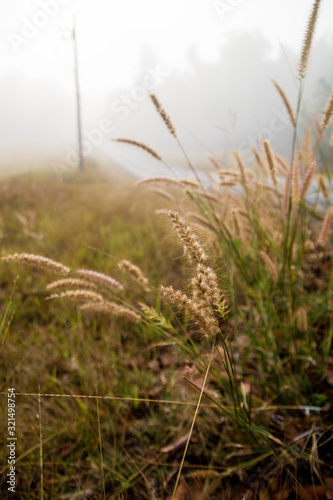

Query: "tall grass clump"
left=2, top=1, right=333, bottom=497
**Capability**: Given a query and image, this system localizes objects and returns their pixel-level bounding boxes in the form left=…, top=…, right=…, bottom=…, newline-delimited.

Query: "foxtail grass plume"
left=259, top=251, right=279, bottom=283
left=299, top=0, right=322, bottom=78
left=192, top=264, right=221, bottom=308
left=161, top=285, right=219, bottom=336
left=316, top=208, right=332, bottom=248
left=318, top=175, right=329, bottom=200
left=233, top=151, right=247, bottom=187
left=275, top=155, right=289, bottom=173
left=113, top=139, right=161, bottom=161
left=300, top=161, right=316, bottom=201
left=292, top=160, right=300, bottom=205
left=304, top=128, right=313, bottom=167
left=252, top=147, right=266, bottom=175
left=208, top=156, right=223, bottom=170
left=137, top=176, right=199, bottom=188
left=321, top=89, right=333, bottom=130
left=48, top=289, right=105, bottom=303
left=187, top=212, right=215, bottom=233
left=46, top=278, right=97, bottom=291
left=2, top=253, right=70, bottom=275
left=232, top=209, right=242, bottom=237
left=80, top=301, right=140, bottom=323
left=168, top=211, right=208, bottom=264
left=118, top=260, right=149, bottom=289
left=295, top=307, right=308, bottom=333
left=149, top=187, right=175, bottom=202
left=283, top=167, right=291, bottom=215
left=139, top=302, right=174, bottom=331
left=150, top=94, right=177, bottom=137
left=76, top=269, right=124, bottom=292
left=263, top=140, right=278, bottom=186
left=272, top=80, right=296, bottom=127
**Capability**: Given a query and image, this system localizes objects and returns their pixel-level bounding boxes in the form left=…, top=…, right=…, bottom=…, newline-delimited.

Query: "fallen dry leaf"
left=165, top=476, right=187, bottom=500
left=161, top=433, right=190, bottom=455
left=293, top=483, right=327, bottom=500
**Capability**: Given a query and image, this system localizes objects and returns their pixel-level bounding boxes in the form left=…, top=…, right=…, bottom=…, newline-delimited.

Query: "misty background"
left=1, top=0, right=332, bottom=178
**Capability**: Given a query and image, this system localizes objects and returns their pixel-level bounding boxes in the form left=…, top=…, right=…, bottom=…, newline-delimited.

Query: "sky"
left=1, top=0, right=332, bottom=176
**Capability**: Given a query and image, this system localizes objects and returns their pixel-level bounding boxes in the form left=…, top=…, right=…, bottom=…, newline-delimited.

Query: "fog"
left=1, top=0, right=332, bottom=178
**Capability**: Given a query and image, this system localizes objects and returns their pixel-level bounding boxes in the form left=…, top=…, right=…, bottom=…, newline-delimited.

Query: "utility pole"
left=62, top=17, right=83, bottom=171
left=72, top=16, right=83, bottom=170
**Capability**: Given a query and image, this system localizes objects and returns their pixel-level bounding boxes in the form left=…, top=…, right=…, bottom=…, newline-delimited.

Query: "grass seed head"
left=299, top=0, right=322, bottom=78
left=80, top=301, right=141, bottom=323
left=272, top=80, right=296, bottom=127
left=168, top=211, right=208, bottom=264
left=113, top=138, right=162, bottom=161
left=150, top=94, right=177, bottom=137
left=321, top=88, right=333, bottom=130
left=76, top=269, right=124, bottom=292
left=118, top=260, right=149, bottom=289
left=2, top=253, right=70, bottom=275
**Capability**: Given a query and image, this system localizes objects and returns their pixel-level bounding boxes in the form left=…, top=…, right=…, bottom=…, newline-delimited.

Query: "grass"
left=1, top=2, right=333, bottom=497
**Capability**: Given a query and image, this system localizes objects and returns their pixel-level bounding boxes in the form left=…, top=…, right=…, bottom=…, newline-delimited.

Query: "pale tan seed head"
left=303, top=128, right=314, bottom=168
left=318, top=175, right=329, bottom=200
left=263, top=140, right=278, bottom=186
left=283, top=167, right=292, bottom=216
left=275, top=155, right=289, bottom=174
left=139, top=302, right=174, bottom=331
left=259, top=251, right=278, bottom=283
left=2, top=253, right=70, bottom=275
left=168, top=211, right=208, bottom=264
left=149, top=188, right=175, bottom=202
left=316, top=208, right=332, bottom=247
left=192, top=264, right=221, bottom=307
left=150, top=94, right=177, bottom=137
left=292, top=160, right=300, bottom=205
left=118, top=260, right=149, bottom=289
left=321, top=89, right=333, bottom=130
left=233, top=151, right=247, bottom=187
left=46, top=278, right=97, bottom=291
left=231, top=209, right=242, bottom=238
left=295, top=307, right=308, bottom=333
left=112, top=139, right=162, bottom=161
left=76, top=269, right=124, bottom=292
left=300, top=161, right=316, bottom=202
left=208, top=156, right=223, bottom=170
left=161, top=285, right=219, bottom=336
left=252, top=147, right=267, bottom=176
left=48, top=289, right=105, bottom=303
left=80, top=301, right=141, bottom=323
left=272, top=80, right=296, bottom=127
left=299, top=0, right=322, bottom=78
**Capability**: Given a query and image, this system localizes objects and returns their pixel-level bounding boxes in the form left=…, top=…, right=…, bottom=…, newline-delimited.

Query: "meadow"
left=1, top=1, right=333, bottom=498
